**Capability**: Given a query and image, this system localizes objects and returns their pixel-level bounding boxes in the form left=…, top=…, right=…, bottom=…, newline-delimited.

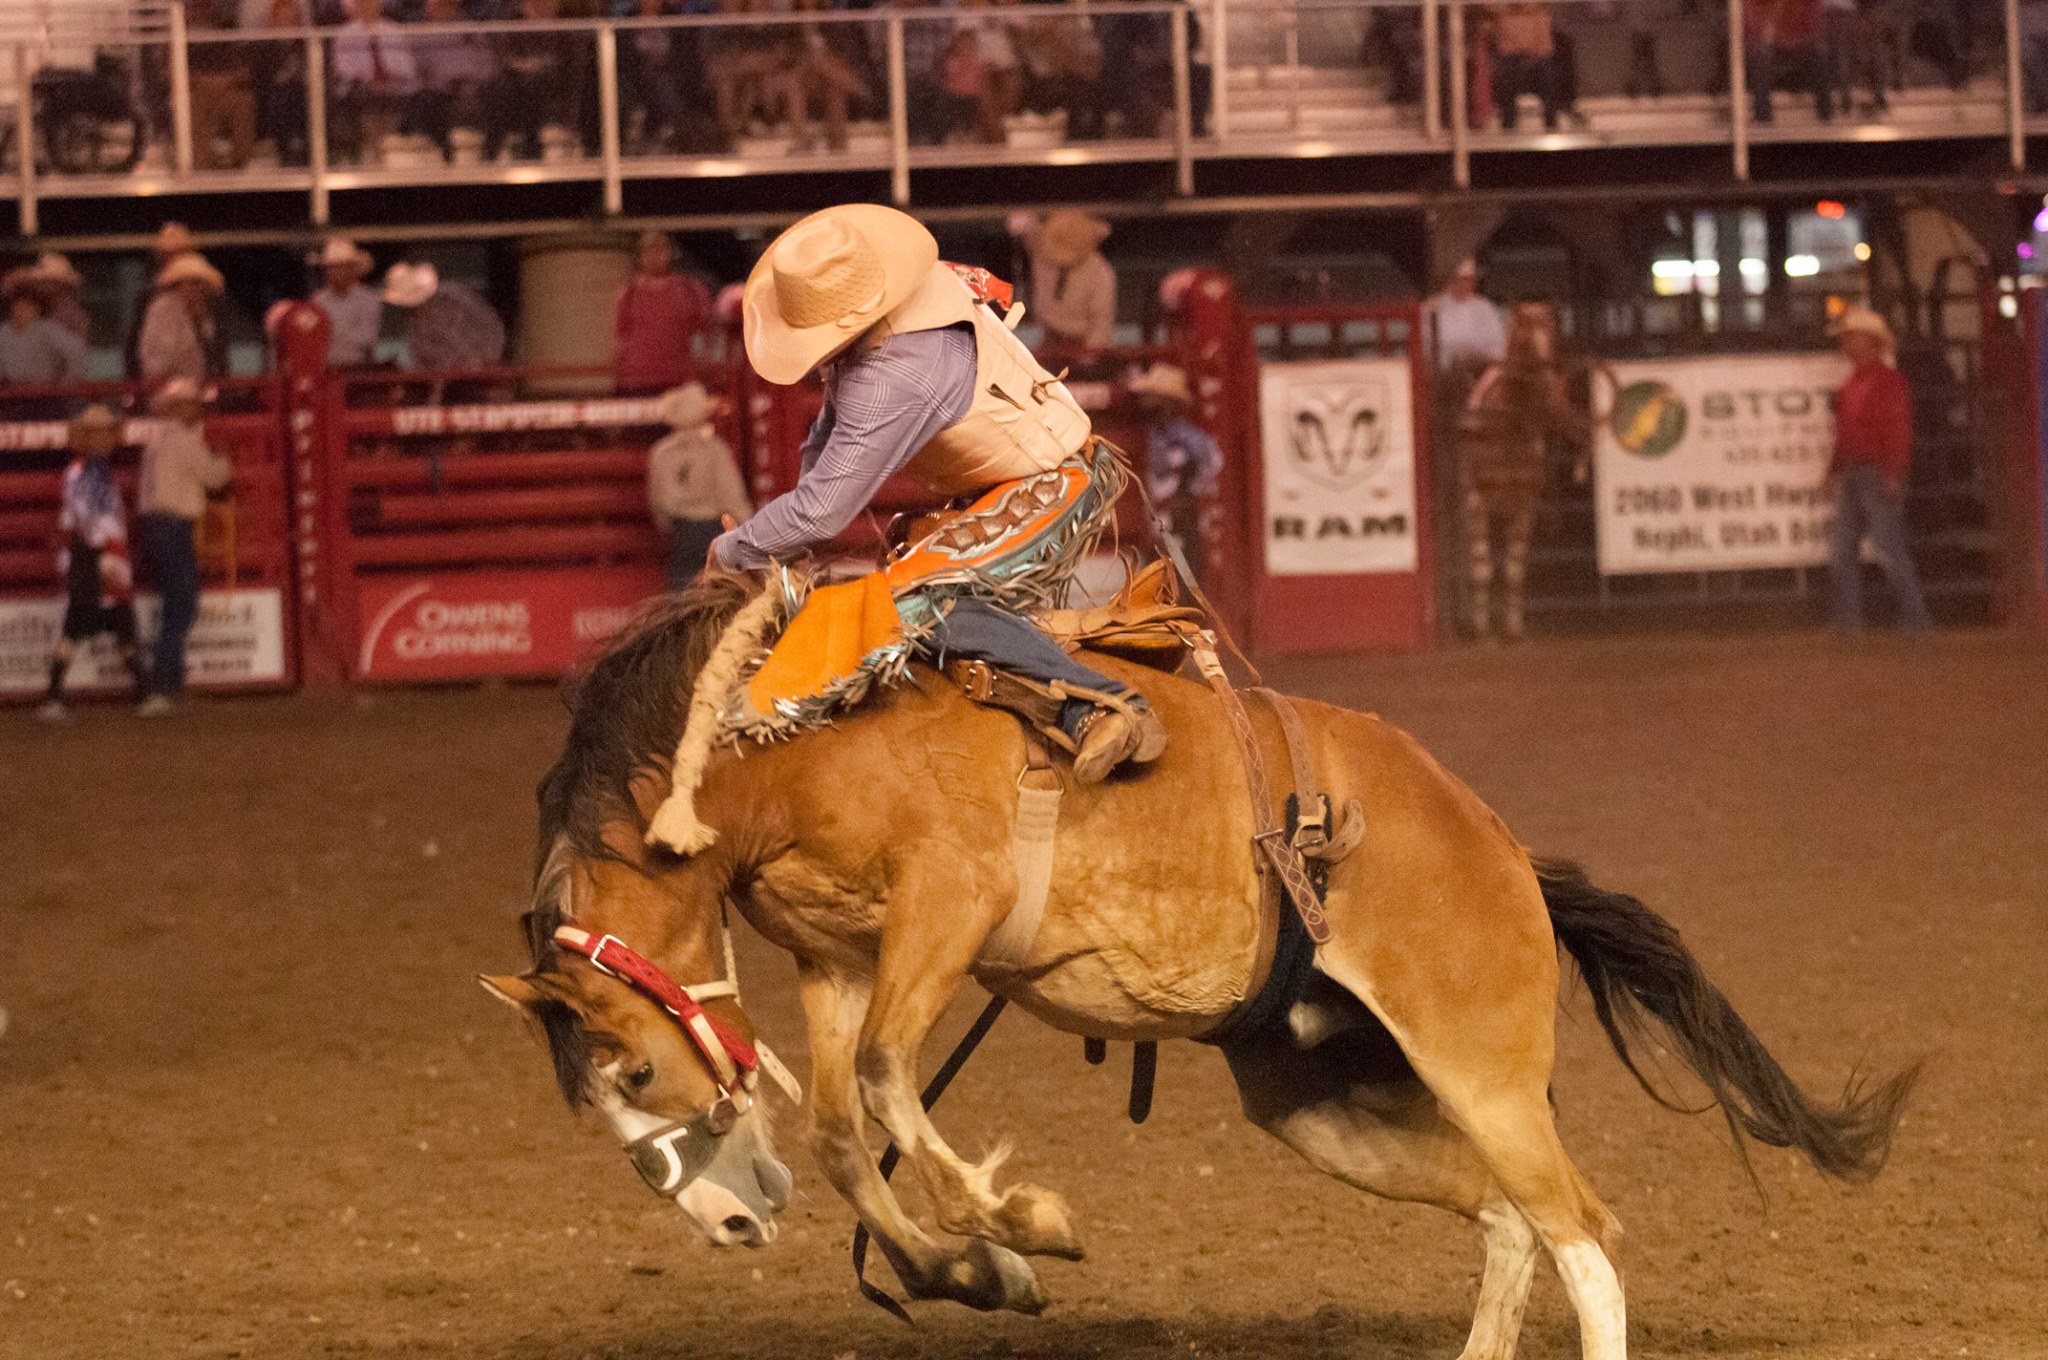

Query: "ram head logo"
left=1287, top=384, right=1388, bottom=491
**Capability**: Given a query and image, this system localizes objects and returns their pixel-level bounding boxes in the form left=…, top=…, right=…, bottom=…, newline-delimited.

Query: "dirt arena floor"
left=4, top=629, right=2045, bottom=1360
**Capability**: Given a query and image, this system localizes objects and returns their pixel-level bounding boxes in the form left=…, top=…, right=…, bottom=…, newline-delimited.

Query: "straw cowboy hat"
left=31, top=253, right=83, bottom=289
left=0, top=266, right=40, bottom=301
left=1833, top=305, right=1895, bottom=348
left=1128, top=361, right=1193, bottom=406
left=312, top=235, right=374, bottom=274
left=150, top=377, right=207, bottom=414
left=743, top=204, right=939, bottom=386
left=157, top=253, right=225, bottom=292
left=154, top=222, right=196, bottom=258
left=382, top=262, right=441, bottom=309
left=660, top=381, right=716, bottom=431
left=1038, top=210, right=1111, bottom=269
left=69, top=403, right=124, bottom=441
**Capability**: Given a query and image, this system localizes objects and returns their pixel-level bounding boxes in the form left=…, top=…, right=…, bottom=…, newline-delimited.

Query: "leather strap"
left=1191, top=636, right=1286, bottom=1004
left=976, top=731, right=1061, bottom=971
left=1252, top=687, right=1329, bottom=856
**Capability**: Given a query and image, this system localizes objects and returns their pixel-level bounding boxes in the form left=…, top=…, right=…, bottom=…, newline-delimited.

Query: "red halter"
left=551, top=926, right=759, bottom=1100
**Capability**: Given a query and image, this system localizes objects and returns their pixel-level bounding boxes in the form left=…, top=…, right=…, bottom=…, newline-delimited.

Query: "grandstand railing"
left=0, top=0, right=2038, bottom=233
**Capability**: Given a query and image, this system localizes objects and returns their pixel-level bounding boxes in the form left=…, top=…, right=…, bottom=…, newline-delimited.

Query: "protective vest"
left=865, top=264, right=1092, bottom=499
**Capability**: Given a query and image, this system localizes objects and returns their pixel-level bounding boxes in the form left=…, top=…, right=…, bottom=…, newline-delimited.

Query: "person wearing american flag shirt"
left=39, top=407, right=146, bottom=722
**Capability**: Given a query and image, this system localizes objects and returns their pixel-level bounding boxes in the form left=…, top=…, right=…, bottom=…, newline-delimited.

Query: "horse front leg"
left=856, top=851, right=1085, bottom=1264
left=796, top=961, right=1047, bottom=1314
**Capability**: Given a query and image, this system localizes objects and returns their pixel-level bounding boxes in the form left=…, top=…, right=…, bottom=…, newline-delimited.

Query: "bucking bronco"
left=1457, top=301, right=1594, bottom=641
left=480, top=206, right=1912, bottom=1360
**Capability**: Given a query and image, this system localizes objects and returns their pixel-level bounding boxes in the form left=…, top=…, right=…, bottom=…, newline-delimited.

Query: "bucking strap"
left=976, top=731, right=1061, bottom=971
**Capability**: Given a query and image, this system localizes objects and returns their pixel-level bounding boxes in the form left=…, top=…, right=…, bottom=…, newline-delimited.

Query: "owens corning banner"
left=1596, top=352, right=1849, bottom=575
left=354, top=566, right=661, bottom=680
left=0, top=588, right=287, bottom=697
left=1258, top=358, right=1418, bottom=576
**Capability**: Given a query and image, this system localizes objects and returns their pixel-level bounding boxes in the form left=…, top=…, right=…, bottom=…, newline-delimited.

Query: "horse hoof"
left=995, top=1182, right=1084, bottom=1261
left=962, top=1237, right=1048, bottom=1314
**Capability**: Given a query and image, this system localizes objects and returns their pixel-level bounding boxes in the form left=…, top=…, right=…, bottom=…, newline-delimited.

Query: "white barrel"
left=517, top=233, right=633, bottom=395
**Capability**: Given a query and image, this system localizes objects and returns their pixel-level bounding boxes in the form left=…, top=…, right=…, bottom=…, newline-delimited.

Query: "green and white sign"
left=1594, top=352, right=1849, bottom=575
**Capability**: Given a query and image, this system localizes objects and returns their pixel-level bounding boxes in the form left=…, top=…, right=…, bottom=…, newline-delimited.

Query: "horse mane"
left=535, top=573, right=759, bottom=875
left=522, top=574, right=757, bottom=1107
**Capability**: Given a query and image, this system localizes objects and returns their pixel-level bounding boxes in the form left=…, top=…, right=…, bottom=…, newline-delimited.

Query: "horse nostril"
left=721, top=1214, right=755, bottom=1238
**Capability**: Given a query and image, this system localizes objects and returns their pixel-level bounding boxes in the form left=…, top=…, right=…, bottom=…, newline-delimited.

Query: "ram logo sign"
left=1259, top=359, right=1418, bottom=575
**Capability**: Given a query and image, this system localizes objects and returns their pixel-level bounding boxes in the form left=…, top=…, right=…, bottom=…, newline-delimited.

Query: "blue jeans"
left=1828, top=464, right=1930, bottom=633
left=139, top=512, right=201, bottom=697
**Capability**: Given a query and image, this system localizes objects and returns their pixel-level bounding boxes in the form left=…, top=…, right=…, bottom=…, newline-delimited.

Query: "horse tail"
left=1534, top=857, right=1917, bottom=1185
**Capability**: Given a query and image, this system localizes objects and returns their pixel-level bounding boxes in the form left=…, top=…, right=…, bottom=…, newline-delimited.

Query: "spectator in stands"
left=0, top=270, right=91, bottom=405
left=188, top=0, right=259, bottom=169
left=950, top=0, right=1023, bottom=144
left=30, top=254, right=91, bottom=343
left=382, top=262, right=506, bottom=376
left=414, top=0, right=499, bottom=163
left=1009, top=209, right=1116, bottom=351
left=1015, top=7, right=1105, bottom=142
left=487, top=0, right=569, bottom=162
left=615, top=230, right=712, bottom=395
left=1425, top=257, right=1505, bottom=378
left=896, top=0, right=955, bottom=145
left=135, top=379, right=231, bottom=716
left=647, top=381, right=752, bottom=591
left=138, top=254, right=228, bottom=385
left=332, top=0, right=425, bottom=165
left=246, top=0, right=313, bottom=166
left=706, top=0, right=789, bottom=152
left=127, top=229, right=228, bottom=382
left=38, top=405, right=145, bottom=723
left=1746, top=0, right=1832, bottom=123
left=310, top=236, right=384, bottom=368
left=1488, top=4, right=1563, bottom=131
left=786, top=0, right=871, bottom=154
left=618, top=0, right=690, bottom=154
left=2021, top=0, right=2048, bottom=114
left=1128, top=361, right=1221, bottom=581
left=1828, top=306, right=1930, bottom=634
left=1097, top=4, right=1174, bottom=138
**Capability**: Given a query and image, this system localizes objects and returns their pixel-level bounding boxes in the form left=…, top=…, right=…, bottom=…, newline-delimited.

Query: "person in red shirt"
left=614, top=231, right=713, bottom=396
left=1745, top=0, right=1833, bottom=122
left=1828, top=307, right=1931, bottom=634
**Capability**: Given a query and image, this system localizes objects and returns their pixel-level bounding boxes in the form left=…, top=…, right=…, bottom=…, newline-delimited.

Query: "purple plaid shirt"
left=712, top=325, right=975, bottom=570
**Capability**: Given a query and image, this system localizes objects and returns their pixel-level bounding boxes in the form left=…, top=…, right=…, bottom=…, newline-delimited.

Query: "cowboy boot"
left=1073, top=700, right=1168, bottom=784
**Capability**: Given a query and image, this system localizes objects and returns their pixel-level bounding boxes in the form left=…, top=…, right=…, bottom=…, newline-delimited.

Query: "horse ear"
left=479, top=972, right=553, bottom=1013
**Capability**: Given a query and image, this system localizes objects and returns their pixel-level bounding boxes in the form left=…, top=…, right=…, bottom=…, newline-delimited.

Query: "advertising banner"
left=1258, top=358, right=1419, bottom=576
left=354, top=566, right=663, bottom=680
left=1596, top=353, right=1849, bottom=575
left=0, top=588, right=288, bottom=698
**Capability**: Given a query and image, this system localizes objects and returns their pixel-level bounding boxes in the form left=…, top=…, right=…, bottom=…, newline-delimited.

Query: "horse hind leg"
left=1223, top=1031, right=1541, bottom=1360
left=1464, top=485, right=1495, bottom=639
left=1500, top=502, right=1538, bottom=641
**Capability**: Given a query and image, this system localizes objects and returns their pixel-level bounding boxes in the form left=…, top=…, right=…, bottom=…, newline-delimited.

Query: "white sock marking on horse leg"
left=1551, top=1239, right=1627, bottom=1360
left=1457, top=1203, right=1539, bottom=1360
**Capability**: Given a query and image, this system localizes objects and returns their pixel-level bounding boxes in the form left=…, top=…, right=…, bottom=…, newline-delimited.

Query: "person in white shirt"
left=646, top=382, right=753, bottom=591
left=1426, top=258, right=1506, bottom=378
left=310, top=236, right=384, bottom=368
left=135, top=379, right=232, bottom=714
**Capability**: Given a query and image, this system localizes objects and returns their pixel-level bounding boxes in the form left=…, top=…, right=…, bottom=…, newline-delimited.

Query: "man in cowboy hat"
left=310, top=236, right=383, bottom=368
left=1129, top=361, right=1221, bottom=581
left=713, top=203, right=1164, bottom=782
left=649, top=381, right=752, bottom=592
left=1008, top=209, right=1116, bottom=350
left=1827, top=306, right=1930, bottom=634
left=0, top=266, right=89, bottom=407
left=138, top=253, right=227, bottom=385
left=39, top=406, right=146, bottom=722
left=135, top=379, right=232, bottom=715
left=382, top=262, right=505, bottom=376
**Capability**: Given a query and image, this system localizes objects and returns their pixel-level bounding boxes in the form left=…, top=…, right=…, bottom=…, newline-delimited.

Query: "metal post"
left=1209, top=0, right=1228, bottom=139
left=306, top=33, right=329, bottom=226
left=1172, top=6, right=1194, bottom=194
left=1423, top=0, right=1440, bottom=141
left=2007, top=0, right=2026, bottom=171
left=1285, top=5, right=1301, bottom=132
left=887, top=14, right=910, bottom=207
left=1727, top=0, right=1748, bottom=181
left=16, top=44, right=35, bottom=238
left=169, top=2, right=194, bottom=174
left=1447, top=0, right=1468, bottom=187
left=598, top=25, right=622, bottom=215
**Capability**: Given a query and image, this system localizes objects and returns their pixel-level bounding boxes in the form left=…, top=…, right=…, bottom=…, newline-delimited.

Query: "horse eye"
left=627, top=1063, right=655, bottom=1092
